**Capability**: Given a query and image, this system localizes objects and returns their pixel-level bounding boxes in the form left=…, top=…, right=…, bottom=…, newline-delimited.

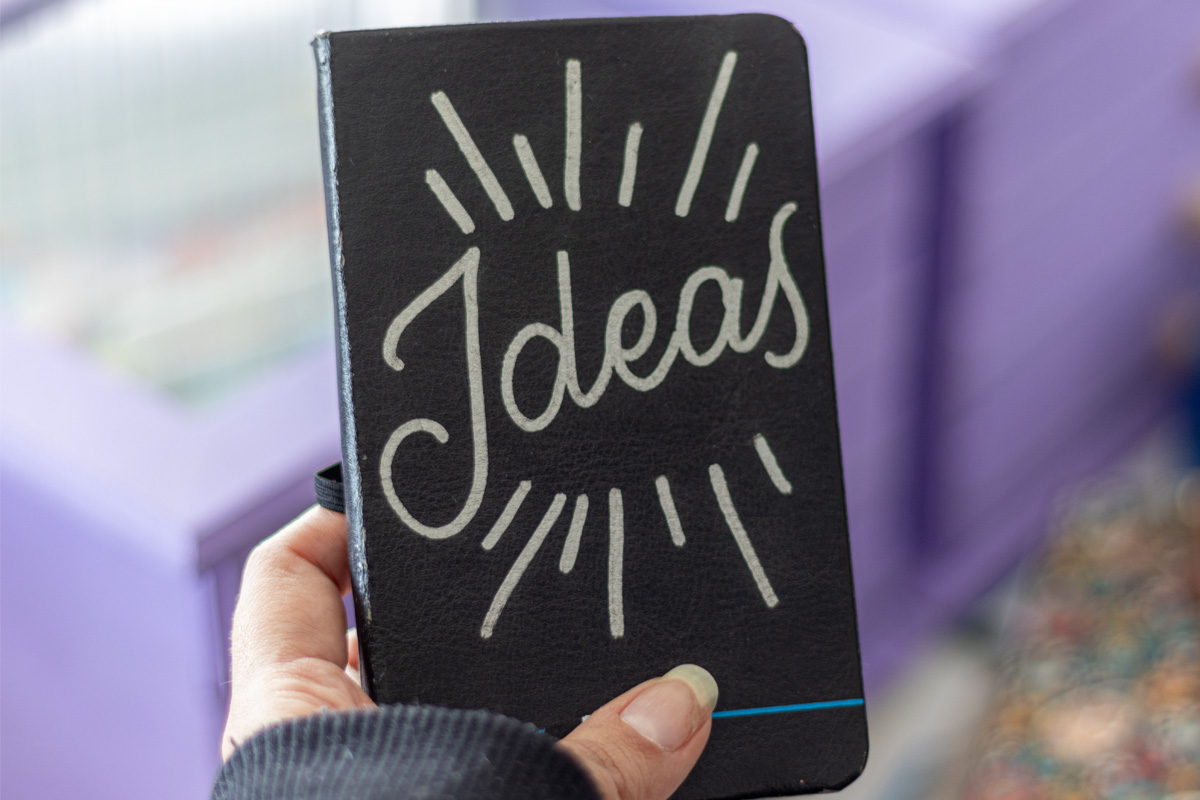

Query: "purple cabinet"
left=848, top=0, right=1200, bottom=605
left=0, top=321, right=342, bottom=798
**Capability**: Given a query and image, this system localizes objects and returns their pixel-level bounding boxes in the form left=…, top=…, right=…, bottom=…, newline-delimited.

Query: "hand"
left=222, top=505, right=716, bottom=800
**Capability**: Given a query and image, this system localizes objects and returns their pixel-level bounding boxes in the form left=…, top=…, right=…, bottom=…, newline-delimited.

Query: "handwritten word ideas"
left=380, top=201, right=809, bottom=540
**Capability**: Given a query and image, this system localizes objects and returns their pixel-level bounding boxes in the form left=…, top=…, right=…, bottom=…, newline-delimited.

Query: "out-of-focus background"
left=2, top=0, right=1199, bottom=797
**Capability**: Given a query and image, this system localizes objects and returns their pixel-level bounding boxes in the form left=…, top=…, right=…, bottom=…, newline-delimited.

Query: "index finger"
left=231, top=505, right=353, bottom=671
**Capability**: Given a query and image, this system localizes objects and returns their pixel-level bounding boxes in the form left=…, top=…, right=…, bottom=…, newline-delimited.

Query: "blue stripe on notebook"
left=711, top=698, right=864, bottom=719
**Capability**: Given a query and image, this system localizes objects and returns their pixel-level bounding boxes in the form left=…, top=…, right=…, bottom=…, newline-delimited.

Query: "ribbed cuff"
left=213, top=704, right=598, bottom=800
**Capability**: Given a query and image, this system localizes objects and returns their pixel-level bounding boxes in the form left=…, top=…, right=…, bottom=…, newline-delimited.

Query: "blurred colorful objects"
left=962, top=482, right=1200, bottom=799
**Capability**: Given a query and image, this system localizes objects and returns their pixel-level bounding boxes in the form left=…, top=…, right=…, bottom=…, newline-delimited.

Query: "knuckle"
left=242, top=536, right=302, bottom=587
left=242, top=538, right=281, bottom=580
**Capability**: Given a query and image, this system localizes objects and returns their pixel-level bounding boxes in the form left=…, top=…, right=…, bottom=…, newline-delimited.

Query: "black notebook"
left=314, top=15, right=867, bottom=798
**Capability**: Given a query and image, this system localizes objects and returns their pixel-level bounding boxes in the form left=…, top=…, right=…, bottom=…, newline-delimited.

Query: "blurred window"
left=0, top=0, right=473, bottom=405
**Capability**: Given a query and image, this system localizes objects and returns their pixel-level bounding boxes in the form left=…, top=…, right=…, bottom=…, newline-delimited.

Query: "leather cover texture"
left=314, top=15, right=867, bottom=797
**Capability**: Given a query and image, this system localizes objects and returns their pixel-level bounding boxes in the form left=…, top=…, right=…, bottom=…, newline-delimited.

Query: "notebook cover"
left=314, top=15, right=867, bottom=798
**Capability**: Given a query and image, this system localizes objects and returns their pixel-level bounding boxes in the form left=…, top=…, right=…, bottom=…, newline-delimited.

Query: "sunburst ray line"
left=753, top=432, right=793, bottom=495
left=565, top=59, right=582, bottom=211
left=513, top=134, right=553, bottom=208
left=482, top=480, right=532, bottom=550
left=608, top=488, right=625, bottom=638
left=654, top=475, right=686, bottom=547
left=676, top=50, right=738, bottom=217
left=559, top=494, right=589, bottom=573
left=709, top=463, right=779, bottom=607
left=430, top=90, right=514, bottom=221
left=618, top=122, right=643, bottom=207
left=424, top=169, right=475, bottom=234
left=481, top=493, right=567, bottom=638
left=725, top=142, right=759, bottom=222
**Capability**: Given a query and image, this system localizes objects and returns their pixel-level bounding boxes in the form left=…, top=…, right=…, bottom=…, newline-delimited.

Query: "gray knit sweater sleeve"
left=212, top=705, right=599, bottom=800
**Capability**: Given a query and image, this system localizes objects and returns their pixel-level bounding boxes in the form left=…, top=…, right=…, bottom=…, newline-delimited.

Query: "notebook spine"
left=313, top=32, right=375, bottom=698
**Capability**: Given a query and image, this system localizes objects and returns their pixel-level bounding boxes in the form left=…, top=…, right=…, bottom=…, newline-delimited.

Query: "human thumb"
left=558, top=665, right=718, bottom=800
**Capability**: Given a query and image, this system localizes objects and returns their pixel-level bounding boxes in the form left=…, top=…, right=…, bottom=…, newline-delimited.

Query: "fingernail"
left=663, top=664, right=719, bottom=712
left=620, top=664, right=719, bottom=751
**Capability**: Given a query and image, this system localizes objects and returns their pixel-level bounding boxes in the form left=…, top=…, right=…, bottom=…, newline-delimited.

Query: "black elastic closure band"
left=315, top=462, right=346, bottom=513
